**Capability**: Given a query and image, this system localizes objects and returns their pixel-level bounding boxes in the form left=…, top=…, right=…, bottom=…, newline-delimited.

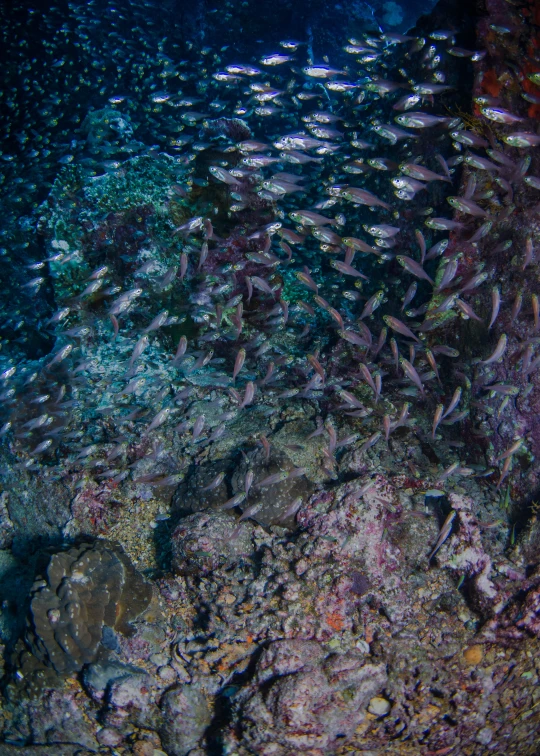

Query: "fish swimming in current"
left=0, top=0, right=535, bottom=508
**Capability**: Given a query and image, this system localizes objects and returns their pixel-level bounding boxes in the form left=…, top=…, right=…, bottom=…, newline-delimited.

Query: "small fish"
left=494, top=439, right=523, bottom=463
left=447, top=196, right=489, bottom=218
left=359, top=291, right=384, bottom=320
left=295, top=270, right=318, bottom=293
left=31, top=438, right=53, bottom=455
left=341, top=186, right=390, bottom=210
left=221, top=492, right=247, bottom=510
left=522, top=238, right=534, bottom=271
left=303, top=64, right=344, bottom=78
left=330, top=260, right=368, bottom=279
left=359, top=431, right=381, bottom=454
left=396, top=112, right=452, bottom=128
left=383, top=315, right=421, bottom=344
left=144, top=407, right=173, bottom=435
left=396, top=256, right=434, bottom=285
left=488, top=288, right=501, bottom=330
left=260, top=435, right=271, bottom=462
left=442, top=387, right=461, bottom=419
left=251, top=275, right=276, bottom=297
left=77, top=280, right=104, bottom=299
left=46, top=343, right=73, bottom=369
left=191, top=415, right=206, bottom=441
left=435, top=462, right=459, bottom=484
left=504, top=132, right=540, bottom=148
left=506, top=291, right=521, bottom=327
left=437, top=259, right=459, bottom=292
left=399, top=357, right=424, bottom=394
left=339, top=329, right=370, bottom=348
left=425, top=217, right=464, bottom=231
left=363, top=223, right=400, bottom=238
left=393, top=93, right=422, bottom=111
left=174, top=336, right=188, bottom=362
left=432, top=404, right=444, bottom=439
left=401, top=282, right=417, bottom=311
left=480, top=107, right=522, bottom=124
left=261, top=53, right=293, bottom=65
left=359, top=363, right=378, bottom=396
left=243, top=470, right=255, bottom=496
left=459, top=271, right=489, bottom=294
left=456, top=299, right=482, bottom=322
left=233, top=348, right=246, bottom=381
left=468, top=221, right=493, bottom=244
left=401, top=162, right=451, bottom=183
left=239, top=381, right=255, bottom=408
left=86, top=265, right=109, bottom=281
left=479, top=334, right=507, bottom=365
left=45, top=307, right=71, bottom=326
left=496, top=457, right=512, bottom=490
left=128, top=335, right=149, bottom=370
left=255, top=470, right=288, bottom=488
left=307, top=354, right=326, bottom=383
left=209, top=166, right=241, bottom=185
left=451, top=130, right=488, bottom=148
left=428, top=511, right=456, bottom=561
left=278, top=496, right=303, bottom=522
left=174, top=216, right=204, bottom=235
left=143, top=310, right=169, bottom=334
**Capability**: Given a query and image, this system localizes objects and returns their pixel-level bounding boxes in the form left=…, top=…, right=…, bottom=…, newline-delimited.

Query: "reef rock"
left=171, top=511, right=254, bottom=576
left=229, top=640, right=387, bottom=754
left=159, top=685, right=212, bottom=756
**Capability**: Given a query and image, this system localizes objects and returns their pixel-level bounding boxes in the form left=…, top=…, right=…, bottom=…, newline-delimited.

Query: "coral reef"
left=26, top=541, right=153, bottom=675
left=1, top=0, right=540, bottom=752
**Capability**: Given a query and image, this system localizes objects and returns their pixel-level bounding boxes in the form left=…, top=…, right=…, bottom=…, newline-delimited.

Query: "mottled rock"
left=158, top=685, right=212, bottom=756
left=171, top=511, right=252, bottom=575
left=2, top=686, right=99, bottom=751
left=96, top=727, right=124, bottom=746
left=173, top=459, right=230, bottom=515
left=254, top=640, right=326, bottom=684
left=108, top=669, right=153, bottom=709
left=83, top=660, right=145, bottom=702
left=231, top=448, right=316, bottom=527
left=234, top=640, right=387, bottom=753
left=367, top=696, right=391, bottom=716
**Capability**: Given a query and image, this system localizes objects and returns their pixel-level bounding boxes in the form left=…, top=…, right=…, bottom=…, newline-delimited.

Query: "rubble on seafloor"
left=1, top=466, right=540, bottom=754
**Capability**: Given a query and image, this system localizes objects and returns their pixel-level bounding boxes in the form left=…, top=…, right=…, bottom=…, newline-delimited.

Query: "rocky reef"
left=1, top=0, right=540, bottom=752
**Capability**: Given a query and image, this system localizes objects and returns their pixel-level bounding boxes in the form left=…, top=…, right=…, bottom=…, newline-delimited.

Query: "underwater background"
left=1, top=0, right=540, bottom=753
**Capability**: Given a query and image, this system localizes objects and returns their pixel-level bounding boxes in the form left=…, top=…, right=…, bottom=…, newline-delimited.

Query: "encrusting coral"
left=26, top=540, right=152, bottom=675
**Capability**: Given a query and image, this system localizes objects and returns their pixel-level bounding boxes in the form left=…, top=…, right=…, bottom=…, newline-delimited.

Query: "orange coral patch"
left=481, top=69, right=501, bottom=97
left=326, top=611, right=345, bottom=632
left=522, top=62, right=540, bottom=118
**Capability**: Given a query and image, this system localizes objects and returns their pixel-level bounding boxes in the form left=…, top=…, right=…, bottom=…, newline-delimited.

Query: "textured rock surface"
left=229, top=640, right=387, bottom=754
left=171, top=511, right=252, bottom=576
left=159, top=685, right=212, bottom=756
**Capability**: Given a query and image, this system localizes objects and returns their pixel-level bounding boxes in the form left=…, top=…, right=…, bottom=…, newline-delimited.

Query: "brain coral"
left=26, top=540, right=152, bottom=675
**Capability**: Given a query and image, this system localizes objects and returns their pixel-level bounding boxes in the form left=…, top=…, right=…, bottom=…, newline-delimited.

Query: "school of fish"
left=1, top=0, right=539, bottom=525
